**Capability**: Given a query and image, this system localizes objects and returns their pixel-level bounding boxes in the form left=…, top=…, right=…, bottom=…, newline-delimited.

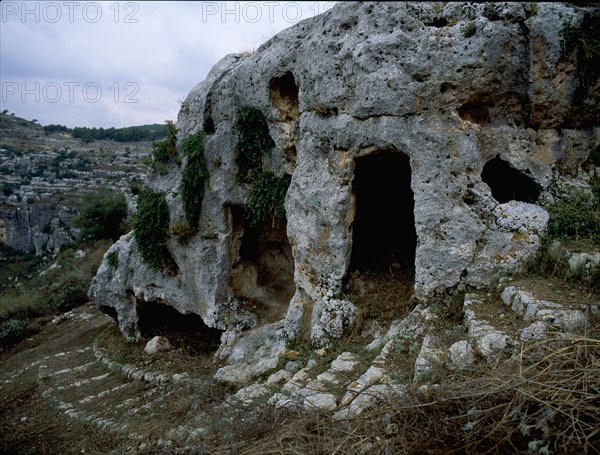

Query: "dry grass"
left=208, top=327, right=600, bottom=455
left=344, top=265, right=416, bottom=335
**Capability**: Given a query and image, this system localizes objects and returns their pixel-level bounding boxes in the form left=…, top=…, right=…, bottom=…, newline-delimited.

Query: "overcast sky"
left=0, top=1, right=336, bottom=128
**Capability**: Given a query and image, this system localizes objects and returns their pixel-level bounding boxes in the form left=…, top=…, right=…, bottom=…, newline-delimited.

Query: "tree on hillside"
left=74, top=189, right=127, bottom=241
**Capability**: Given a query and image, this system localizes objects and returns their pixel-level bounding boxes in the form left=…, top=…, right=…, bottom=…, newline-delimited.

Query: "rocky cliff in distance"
left=0, top=113, right=149, bottom=255
left=90, top=2, right=599, bottom=383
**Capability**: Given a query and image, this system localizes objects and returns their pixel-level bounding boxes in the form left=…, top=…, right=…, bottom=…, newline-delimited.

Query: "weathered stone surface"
left=310, top=298, right=357, bottom=347
left=519, top=321, right=548, bottom=342
left=413, top=334, right=445, bottom=382
left=334, top=384, right=406, bottom=421
left=144, top=336, right=173, bottom=355
left=464, top=295, right=514, bottom=364
left=464, top=202, right=549, bottom=288
left=90, top=2, right=599, bottom=361
left=447, top=340, right=475, bottom=371
left=214, top=322, right=287, bottom=384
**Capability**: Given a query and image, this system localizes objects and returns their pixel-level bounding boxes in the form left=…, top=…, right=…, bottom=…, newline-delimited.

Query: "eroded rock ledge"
left=89, top=2, right=599, bottom=381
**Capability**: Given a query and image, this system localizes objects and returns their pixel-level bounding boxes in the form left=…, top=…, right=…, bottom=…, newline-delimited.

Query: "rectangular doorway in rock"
left=350, top=151, right=417, bottom=271
left=346, top=151, right=417, bottom=328
left=136, top=299, right=223, bottom=355
left=227, top=205, right=295, bottom=323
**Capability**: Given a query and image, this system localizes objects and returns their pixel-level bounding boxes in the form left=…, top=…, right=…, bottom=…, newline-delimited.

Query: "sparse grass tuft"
left=525, top=177, right=600, bottom=294
left=560, top=12, right=600, bottom=93
left=106, top=249, right=119, bottom=269
left=149, top=120, right=178, bottom=173
left=546, top=179, right=600, bottom=243
left=344, top=266, right=416, bottom=335
left=0, top=239, right=111, bottom=346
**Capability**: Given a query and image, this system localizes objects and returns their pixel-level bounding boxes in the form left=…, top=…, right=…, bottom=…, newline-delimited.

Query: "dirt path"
left=1, top=305, right=119, bottom=454
left=0, top=304, right=228, bottom=455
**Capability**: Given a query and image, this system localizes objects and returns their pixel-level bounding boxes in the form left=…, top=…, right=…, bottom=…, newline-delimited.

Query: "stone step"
left=462, top=293, right=517, bottom=365
left=276, top=351, right=362, bottom=412
left=501, top=277, right=597, bottom=338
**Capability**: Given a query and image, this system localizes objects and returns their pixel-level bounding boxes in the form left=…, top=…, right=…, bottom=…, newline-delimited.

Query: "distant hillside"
left=0, top=111, right=167, bottom=143
left=0, top=111, right=151, bottom=254
left=68, top=124, right=167, bottom=143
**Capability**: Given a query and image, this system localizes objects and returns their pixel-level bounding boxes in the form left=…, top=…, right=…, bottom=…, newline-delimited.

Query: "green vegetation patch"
left=180, top=133, right=209, bottom=226
left=234, top=106, right=274, bottom=182
left=0, top=318, right=28, bottom=346
left=74, top=189, right=127, bottom=241
left=560, top=12, right=600, bottom=92
left=546, top=178, right=600, bottom=243
left=132, top=189, right=171, bottom=270
left=0, top=240, right=112, bottom=346
left=106, top=249, right=119, bottom=269
left=69, top=123, right=167, bottom=142
left=149, top=120, right=178, bottom=174
left=524, top=178, right=600, bottom=293
left=246, top=171, right=291, bottom=228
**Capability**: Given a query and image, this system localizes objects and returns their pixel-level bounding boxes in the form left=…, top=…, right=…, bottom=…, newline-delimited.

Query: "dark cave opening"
left=228, top=206, right=295, bottom=322
left=137, top=300, right=223, bottom=353
left=350, top=151, right=417, bottom=272
left=481, top=155, right=541, bottom=203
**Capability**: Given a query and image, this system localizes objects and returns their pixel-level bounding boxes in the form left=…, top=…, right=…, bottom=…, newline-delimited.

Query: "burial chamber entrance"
left=350, top=151, right=417, bottom=271
left=228, top=206, right=295, bottom=323
left=136, top=300, right=223, bottom=354
left=346, top=151, right=417, bottom=325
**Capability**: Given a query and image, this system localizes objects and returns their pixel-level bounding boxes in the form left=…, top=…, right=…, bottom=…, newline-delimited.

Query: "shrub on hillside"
left=0, top=318, right=28, bottom=346
left=74, top=189, right=127, bottom=241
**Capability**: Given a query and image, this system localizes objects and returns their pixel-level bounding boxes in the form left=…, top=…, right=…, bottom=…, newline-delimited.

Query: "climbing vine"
left=246, top=171, right=291, bottom=228
left=560, top=13, right=600, bottom=92
left=234, top=106, right=274, bottom=182
left=132, top=188, right=171, bottom=270
left=180, top=132, right=209, bottom=226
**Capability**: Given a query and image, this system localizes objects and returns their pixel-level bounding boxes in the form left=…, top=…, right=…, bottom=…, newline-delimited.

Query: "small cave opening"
left=481, top=155, right=541, bottom=203
left=269, top=71, right=299, bottom=121
left=136, top=300, right=223, bottom=354
left=202, top=92, right=216, bottom=134
left=350, top=151, right=417, bottom=272
left=98, top=304, right=118, bottom=322
left=457, top=93, right=493, bottom=125
left=228, top=205, right=295, bottom=323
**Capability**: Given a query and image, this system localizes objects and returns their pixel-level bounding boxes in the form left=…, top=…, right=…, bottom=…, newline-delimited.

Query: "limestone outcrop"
left=89, top=2, right=599, bottom=376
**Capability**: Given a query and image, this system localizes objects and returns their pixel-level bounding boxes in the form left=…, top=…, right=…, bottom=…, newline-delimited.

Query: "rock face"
left=0, top=204, right=78, bottom=253
left=90, top=2, right=599, bottom=364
